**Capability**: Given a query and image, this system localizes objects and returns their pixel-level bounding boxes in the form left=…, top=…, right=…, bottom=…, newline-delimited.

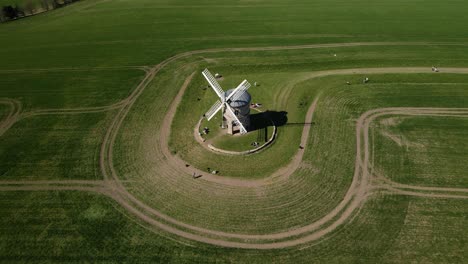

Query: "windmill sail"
left=205, top=100, right=223, bottom=121
left=202, top=69, right=224, bottom=99
left=226, top=80, right=251, bottom=102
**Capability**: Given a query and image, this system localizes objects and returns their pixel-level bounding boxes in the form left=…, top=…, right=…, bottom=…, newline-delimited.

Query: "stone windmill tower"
left=202, top=69, right=252, bottom=135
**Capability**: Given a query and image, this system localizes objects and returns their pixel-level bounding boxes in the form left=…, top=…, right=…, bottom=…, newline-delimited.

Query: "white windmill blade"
left=226, top=80, right=251, bottom=101
left=225, top=105, right=247, bottom=134
left=228, top=80, right=251, bottom=102
left=202, top=69, right=224, bottom=99
left=204, top=100, right=223, bottom=121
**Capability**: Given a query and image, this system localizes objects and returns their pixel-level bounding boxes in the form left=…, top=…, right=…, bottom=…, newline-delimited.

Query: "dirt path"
left=360, top=108, right=468, bottom=198
left=157, top=67, right=468, bottom=188
left=0, top=65, right=146, bottom=73
left=0, top=98, right=22, bottom=136
left=97, top=62, right=468, bottom=248
left=2, top=108, right=467, bottom=249
left=19, top=100, right=126, bottom=120
left=0, top=180, right=110, bottom=195
left=382, top=186, right=468, bottom=200
left=19, top=67, right=151, bottom=118
left=99, top=62, right=468, bottom=247
left=3, top=43, right=468, bottom=249
left=380, top=178, right=468, bottom=194
left=0, top=67, right=151, bottom=135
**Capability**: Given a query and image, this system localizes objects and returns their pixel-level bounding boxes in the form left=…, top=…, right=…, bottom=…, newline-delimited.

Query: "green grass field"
left=0, top=69, right=144, bottom=110
left=374, top=115, right=468, bottom=188
left=1, top=112, right=114, bottom=180
left=1, top=0, right=468, bottom=262
left=0, top=104, right=8, bottom=121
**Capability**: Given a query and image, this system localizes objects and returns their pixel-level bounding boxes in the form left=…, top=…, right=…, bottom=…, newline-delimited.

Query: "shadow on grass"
left=248, top=110, right=315, bottom=141
left=248, top=111, right=288, bottom=142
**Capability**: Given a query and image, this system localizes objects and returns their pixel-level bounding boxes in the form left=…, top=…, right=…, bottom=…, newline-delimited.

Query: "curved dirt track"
left=19, top=100, right=126, bottom=119
left=0, top=98, right=22, bottom=136
left=94, top=60, right=468, bottom=248
left=157, top=66, right=468, bottom=187
left=360, top=108, right=468, bottom=198
left=0, top=67, right=150, bottom=133
left=2, top=43, right=468, bottom=249
left=4, top=106, right=468, bottom=249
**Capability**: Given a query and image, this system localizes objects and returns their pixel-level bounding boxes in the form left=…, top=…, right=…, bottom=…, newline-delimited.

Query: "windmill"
left=202, top=69, right=252, bottom=135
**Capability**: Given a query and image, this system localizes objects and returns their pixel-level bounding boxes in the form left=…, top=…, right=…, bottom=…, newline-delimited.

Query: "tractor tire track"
left=0, top=98, right=22, bottom=136
left=0, top=180, right=109, bottom=193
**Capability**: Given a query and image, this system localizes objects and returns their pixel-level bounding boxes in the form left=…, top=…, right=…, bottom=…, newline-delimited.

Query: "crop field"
left=1, top=0, right=468, bottom=263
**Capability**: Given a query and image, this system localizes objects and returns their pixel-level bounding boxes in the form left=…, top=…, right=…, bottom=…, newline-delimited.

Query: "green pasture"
left=0, top=0, right=35, bottom=7
left=170, top=69, right=306, bottom=178
left=374, top=115, right=468, bottom=188
left=0, top=69, right=144, bottom=111
left=1, top=191, right=466, bottom=263
left=167, top=45, right=468, bottom=179
left=1, top=44, right=468, bottom=262
left=113, top=44, right=468, bottom=236
left=1, top=0, right=468, bottom=262
left=0, top=104, right=8, bottom=121
left=209, top=123, right=275, bottom=152
left=0, top=67, right=145, bottom=181
left=2, top=0, right=468, bottom=69
left=0, top=112, right=114, bottom=180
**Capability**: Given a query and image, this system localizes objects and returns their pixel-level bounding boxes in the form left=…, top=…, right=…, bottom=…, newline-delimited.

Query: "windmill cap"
left=225, top=89, right=251, bottom=108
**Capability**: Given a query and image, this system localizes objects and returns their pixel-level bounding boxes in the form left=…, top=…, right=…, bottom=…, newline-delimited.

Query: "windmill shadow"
left=248, top=111, right=288, bottom=142
left=284, top=122, right=315, bottom=126
left=249, top=111, right=288, bottom=131
left=248, top=111, right=316, bottom=142
left=250, top=110, right=315, bottom=127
